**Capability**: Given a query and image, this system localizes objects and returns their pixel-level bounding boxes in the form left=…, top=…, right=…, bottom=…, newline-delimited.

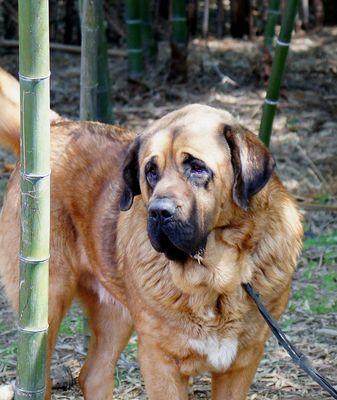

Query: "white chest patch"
left=94, top=281, right=132, bottom=322
left=96, top=282, right=116, bottom=304
left=188, top=336, right=238, bottom=370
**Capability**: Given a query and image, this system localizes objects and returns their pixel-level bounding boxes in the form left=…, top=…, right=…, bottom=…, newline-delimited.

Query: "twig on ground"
left=298, top=203, right=337, bottom=212
left=212, top=61, right=239, bottom=87
left=294, top=143, right=331, bottom=193
left=0, top=39, right=126, bottom=58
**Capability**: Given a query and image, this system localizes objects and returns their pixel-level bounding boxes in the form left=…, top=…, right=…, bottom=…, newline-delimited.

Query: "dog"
left=0, top=68, right=303, bottom=400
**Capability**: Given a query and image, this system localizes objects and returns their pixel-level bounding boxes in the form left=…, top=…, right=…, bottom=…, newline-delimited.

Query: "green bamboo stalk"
left=170, top=0, right=188, bottom=81
left=80, top=0, right=113, bottom=123
left=126, top=0, right=144, bottom=78
left=264, top=0, right=280, bottom=53
left=141, top=0, right=157, bottom=61
left=171, top=0, right=188, bottom=48
left=78, top=0, right=83, bottom=22
left=80, top=0, right=114, bottom=351
left=259, top=0, right=299, bottom=147
left=16, top=0, right=50, bottom=399
left=97, top=9, right=114, bottom=123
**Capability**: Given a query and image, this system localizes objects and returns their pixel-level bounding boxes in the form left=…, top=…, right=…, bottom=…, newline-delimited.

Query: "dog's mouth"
left=148, top=228, right=189, bottom=262
left=147, top=220, right=207, bottom=263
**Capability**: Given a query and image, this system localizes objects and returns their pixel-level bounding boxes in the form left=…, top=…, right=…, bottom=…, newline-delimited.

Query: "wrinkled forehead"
left=140, top=106, right=235, bottom=165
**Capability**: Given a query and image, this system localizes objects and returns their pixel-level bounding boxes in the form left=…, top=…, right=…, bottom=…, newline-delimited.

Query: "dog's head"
left=120, top=104, right=275, bottom=262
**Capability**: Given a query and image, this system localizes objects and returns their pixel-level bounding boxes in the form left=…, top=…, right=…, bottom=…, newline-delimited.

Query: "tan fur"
left=0, top=70, right=303, bottom=400
left=115, top=105, right=302, bottom=399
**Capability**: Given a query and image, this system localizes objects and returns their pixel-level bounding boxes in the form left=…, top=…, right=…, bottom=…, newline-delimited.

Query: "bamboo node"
left=18, top=325, right=49, bottom=333
left=19, top=255, right=50, bottom=263
left=171, top=17, right=187, bottom=22
left=15, top=385, right=45, bottom=396
left=264, top=98, right=279, bottom=105
left=128, top=48, right=143, bottom=54
left=19, top=72, right=51, bottom=82
left=276, top=39, right=290, bottom=47
left=125, top=19, right=142, bottom=24
left=267, top=9, right=281, bottom=15
left=21, top=172, right=51, bottom=180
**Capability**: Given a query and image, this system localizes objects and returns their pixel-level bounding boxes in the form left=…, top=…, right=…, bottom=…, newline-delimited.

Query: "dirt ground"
left=0, top=27, right=337, bottom=399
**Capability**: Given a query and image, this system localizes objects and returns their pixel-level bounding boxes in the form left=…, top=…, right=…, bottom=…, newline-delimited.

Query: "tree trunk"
left=313, top=0, right=324, bottom=29
left=202, top=0, right=210, bottom=37
left=187, top=0, right=198, bottom=37
left=324, top=0, right=337, bottom=25
left=49, top=0, right=59, bottom=42
left=217, top=0, right=225, bottom=38
left=3, top=2, right=17, bottom=39
left=158, top=0, right=170, bottom=19
left=64, top=0, right=76, bottom=43
left=300, top=0, right=309, bottom=29
left=170, top=0, right=188, bottom=82
left=230, top=0, right=251, bottom=38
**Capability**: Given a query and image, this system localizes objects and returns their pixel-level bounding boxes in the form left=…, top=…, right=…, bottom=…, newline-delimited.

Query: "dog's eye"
left=190, top=159, right=208, bottom=174
left=145, top=163, right=159, bottom=187
left=183, top=155, right=212, bottom=187
left=184, top=156, right=208, bottom=175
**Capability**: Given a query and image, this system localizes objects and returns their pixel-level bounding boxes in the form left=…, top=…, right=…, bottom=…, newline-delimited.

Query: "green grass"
left=0, top=313, right=17, bottom=376
left=303, top=230, right=337, bottom=250
left=286, top=116, right=300, bottom=132
left=292, top=231, right=337, bottom=315
left=58, top=305, right=85, bottom=336
left=313, top=192, right=333, bottom=205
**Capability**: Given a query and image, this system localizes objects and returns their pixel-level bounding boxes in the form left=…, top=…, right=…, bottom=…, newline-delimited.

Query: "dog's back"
left=0, top=69, right=21, bottom=308
left=0, top=68, right=133, bottom=310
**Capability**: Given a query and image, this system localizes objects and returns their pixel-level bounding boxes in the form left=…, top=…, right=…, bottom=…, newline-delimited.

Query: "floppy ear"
left=120, top=137, right=141, bottom=211
left=223, top=124, right=275, bottom=210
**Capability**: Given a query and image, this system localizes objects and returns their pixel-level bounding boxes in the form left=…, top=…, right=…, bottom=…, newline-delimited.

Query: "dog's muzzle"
left=147, top=198, right=206, bottom=262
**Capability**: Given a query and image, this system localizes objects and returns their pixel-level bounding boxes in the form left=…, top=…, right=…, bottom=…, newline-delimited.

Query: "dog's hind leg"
left=44, top=270, right=77, bottom=399
left=77, top=283, right=133, bottom=400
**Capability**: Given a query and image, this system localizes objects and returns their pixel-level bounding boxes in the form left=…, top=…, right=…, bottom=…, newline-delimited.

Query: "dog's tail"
left=0, top=68, right=60, bottom=157
left=0, top=68, right=21, bottom=157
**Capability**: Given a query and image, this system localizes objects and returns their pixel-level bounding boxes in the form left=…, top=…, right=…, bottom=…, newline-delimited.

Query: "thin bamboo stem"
left=264, top=0, right=280, bottom=53
left=171, top=0, right=188, bottom=46
left=97, top=7, right=114, bottom=123
left=80, top=0, right=113, bottom=123
left=16, top=0, right=50, bottom=399
left=217, top=0, right=225, bottom=38
left=259, top=0, right=299, bottom=147
left=79, top=0, right=113, bottom=350
left=202, top=0, right=210, bottom=38
left=170, top=0, right=188, bottom=81
left=126, top=0, right=144, bottom=78
left=141, top=0, right=157, bottom=61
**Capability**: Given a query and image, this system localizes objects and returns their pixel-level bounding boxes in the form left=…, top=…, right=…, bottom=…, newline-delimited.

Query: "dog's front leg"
left=211, top=343, right=264, bottom=400
left=138, top=335, right=189, bottom=400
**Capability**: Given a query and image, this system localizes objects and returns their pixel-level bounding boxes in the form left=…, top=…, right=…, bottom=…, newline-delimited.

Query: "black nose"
left=148, top=198, right=177, bottom=221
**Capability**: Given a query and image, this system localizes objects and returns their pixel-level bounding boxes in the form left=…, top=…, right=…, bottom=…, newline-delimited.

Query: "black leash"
left=242, top=283, right=337, bottom=399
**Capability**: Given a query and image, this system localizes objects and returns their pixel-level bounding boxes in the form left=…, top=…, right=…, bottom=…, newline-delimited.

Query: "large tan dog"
left=0, top=68, right=303, bottom=400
